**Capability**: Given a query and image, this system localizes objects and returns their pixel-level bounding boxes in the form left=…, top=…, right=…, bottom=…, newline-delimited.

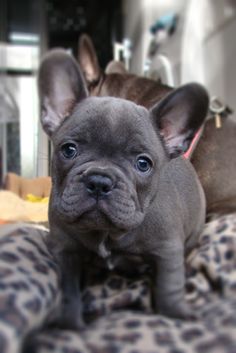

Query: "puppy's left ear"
left=38, top=49, right=88, bottom=137
left=150, top=83, right=209, bottom=158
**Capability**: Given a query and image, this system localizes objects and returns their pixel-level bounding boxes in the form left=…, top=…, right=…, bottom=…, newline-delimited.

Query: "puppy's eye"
left=61, top=143, right=77, bottom=159
left=136, top=156, right=153, bottom=173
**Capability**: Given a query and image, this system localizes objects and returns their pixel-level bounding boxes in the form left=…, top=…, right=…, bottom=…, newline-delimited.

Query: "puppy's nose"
left=85, top=174, right=114, bottom=198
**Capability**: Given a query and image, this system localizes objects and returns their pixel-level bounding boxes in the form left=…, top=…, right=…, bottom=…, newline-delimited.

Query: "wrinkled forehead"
left=54, top=96, right=156, bottom=146
left=74, top=96, right=149, bottom=131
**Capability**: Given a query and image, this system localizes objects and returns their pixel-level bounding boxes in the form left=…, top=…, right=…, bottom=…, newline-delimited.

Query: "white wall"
left=122, top=0, right=236, bottom=113
left=122, top=0, right=185, bottom=75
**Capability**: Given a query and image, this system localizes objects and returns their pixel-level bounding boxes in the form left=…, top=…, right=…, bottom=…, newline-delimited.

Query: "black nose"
left=85, top=174, right=114, bottom=198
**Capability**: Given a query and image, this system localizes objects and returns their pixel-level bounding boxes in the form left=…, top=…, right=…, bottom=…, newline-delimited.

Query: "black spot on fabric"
left=0, top=293, right=15, bottom=309
left=213, top=247, right=221, bottom=263
left=216, top=223, right=228, bottom=234
left=154, top=331, right=174, bottom=346
left=17, top=247, right=38, bottom=262
left=186, top=282, right=196, bottom=294
left=201, top=235, right=210, bottom=244
left=10, top=281, right=29, bottom=291
left=48, top=283, right=58, bottom=298
left=199, top=266, right=223, bottom=293
left=4, top=309, right=27, bottom=330
left=0, top=238, right=15, bottom=246
left=23, top=236, right=46, bottom=252
left=225, top=249, right=234, bottom=260
left=18, top=266, right=30, bottom=275
left=124, top=319, right=141, bottom=329
left=186, top=268, right=197, bottom=277
left=29, top=278, right=46, bottom=296
left=24, top=297, right=42, bottom=313
left=0, top=268, right=13, bottom=278
left=220, top=236, right=231, bottom=244
left=196, top=334, right=234, bottom=353
left=31, top=243, right=49, bottom=258
left=34, top=262, right=49, bottom=275
left=19, top=228, right=32, bottom=235
left=181, top=328, right=203, bottom=342
left=46, top=259, right=59, bottom=272
left=0, top=251, right=20, bottom=263
left=118, top=332, right=141, bottom=344
left=146, top=318, right=169, bottom=328
left=199, top=253, right=210, bottom=263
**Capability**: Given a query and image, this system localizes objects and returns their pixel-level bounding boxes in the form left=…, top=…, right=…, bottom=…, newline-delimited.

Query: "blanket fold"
left=0, top=214, right=236, bottom=353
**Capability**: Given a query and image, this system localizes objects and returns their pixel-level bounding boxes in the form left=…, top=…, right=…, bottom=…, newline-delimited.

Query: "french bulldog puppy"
left=38, top=49, right=208, bottom=328
left=79, top=34, right=236, bottom=216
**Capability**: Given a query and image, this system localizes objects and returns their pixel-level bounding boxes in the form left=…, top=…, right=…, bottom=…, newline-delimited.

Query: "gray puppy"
left=79, top=34, right=236, bottom=216
left=38, top=49, right=209, bottom=328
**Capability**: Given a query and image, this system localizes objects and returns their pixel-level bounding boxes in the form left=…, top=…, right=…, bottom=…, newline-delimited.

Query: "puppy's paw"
left=61, top=313, right=85, bottom=331
left=158, top=302, right=199, bottom=321
left=56, top=302, right=85, bottom=331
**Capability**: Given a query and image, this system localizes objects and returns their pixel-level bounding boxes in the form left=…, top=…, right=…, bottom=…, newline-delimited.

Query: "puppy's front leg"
left=150, top=244, right=194, bottom=320
left=57, top=251, right=84, bottom=329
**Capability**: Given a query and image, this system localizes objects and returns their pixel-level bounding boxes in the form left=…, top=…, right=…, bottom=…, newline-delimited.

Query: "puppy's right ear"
left=38, top=49, right=88, bottom=137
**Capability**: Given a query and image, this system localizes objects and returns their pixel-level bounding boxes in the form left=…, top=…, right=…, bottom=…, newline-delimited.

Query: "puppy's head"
left=38, top=50, right=208, bottom=236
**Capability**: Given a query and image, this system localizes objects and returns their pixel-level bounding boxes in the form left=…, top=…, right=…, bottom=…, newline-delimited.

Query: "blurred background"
left=0, top=0, right=236, bottom=182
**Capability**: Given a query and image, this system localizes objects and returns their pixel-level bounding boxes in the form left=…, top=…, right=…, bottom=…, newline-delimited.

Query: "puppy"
left=38, top=49, right=208, bottom=328
left=79, top=34, right=236, bottom=216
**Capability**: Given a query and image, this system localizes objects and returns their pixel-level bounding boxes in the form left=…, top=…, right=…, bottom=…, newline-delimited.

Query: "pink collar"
left=183, top=125, right=204, bottom=160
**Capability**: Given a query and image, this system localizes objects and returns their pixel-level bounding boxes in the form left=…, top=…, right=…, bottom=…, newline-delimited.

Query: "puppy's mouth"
left=77, top=204, right=120, bottom=231
left=56, top=173, right=145, bottom=231
left=60, top=194, right=144, bottom=231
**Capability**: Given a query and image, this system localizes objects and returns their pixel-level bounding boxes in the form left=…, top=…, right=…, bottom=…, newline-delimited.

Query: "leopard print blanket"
left=0, top=214, right=236, bottom=353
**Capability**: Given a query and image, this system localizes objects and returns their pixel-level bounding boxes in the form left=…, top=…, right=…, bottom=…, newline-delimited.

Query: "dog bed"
left=0, top=213, right=236, bottom=353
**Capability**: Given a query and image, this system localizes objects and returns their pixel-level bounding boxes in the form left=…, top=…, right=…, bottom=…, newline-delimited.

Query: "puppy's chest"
left=80, top=231, right=140, bottom=268
left=102, top=237, right=146, bottom=272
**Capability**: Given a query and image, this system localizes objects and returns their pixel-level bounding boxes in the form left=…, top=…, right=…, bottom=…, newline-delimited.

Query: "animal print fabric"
left=0, top=214, right=236, bottom=353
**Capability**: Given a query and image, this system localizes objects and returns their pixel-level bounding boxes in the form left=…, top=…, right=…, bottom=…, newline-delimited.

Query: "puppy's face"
left=50, top=97, right=166, bottom=234
left=39, top=49, right=209, bottom=240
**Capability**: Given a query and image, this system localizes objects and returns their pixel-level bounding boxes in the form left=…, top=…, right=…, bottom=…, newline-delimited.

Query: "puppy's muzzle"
left=84, top=174, right=115, bottom=199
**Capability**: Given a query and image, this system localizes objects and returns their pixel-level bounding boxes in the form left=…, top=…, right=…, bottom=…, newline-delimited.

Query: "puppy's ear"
left=150, top=83, right=209, bottom=158
left=105, top=60, right=128, bottom=75
left=78, top=34, right=102, bottom=84
left=38, top=49, right=88, bottom=137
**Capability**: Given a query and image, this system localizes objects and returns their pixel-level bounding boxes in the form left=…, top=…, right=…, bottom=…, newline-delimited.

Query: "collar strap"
left=183, top=125, right=204, bottom=160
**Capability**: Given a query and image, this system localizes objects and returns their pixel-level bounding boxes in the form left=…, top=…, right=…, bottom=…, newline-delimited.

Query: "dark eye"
left=136, top=156, right=153, bottom=173
left=61, top=143, right=77, bottom=159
